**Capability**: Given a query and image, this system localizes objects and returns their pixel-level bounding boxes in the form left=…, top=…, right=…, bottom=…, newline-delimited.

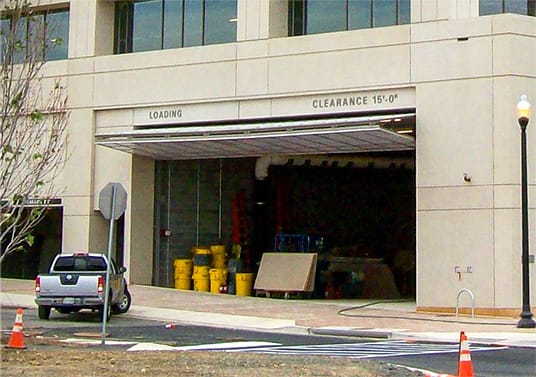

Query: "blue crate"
left=274, top=234, right=311, bottom=252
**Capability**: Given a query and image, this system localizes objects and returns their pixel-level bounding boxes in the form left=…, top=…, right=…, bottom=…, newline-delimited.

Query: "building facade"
left=2, top=0, right=535, bottom=316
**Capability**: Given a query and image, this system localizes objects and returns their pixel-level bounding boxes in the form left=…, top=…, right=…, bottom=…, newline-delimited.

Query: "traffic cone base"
left=5, top=308, right=26, bottom=350
left=425, top=331, right=474, bottom=377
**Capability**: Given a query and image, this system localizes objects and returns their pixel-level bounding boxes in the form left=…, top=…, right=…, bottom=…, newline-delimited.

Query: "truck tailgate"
left=38, top=274, right=102, bottom=297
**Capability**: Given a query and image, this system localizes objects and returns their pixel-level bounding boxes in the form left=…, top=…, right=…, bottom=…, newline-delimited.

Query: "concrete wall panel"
left=93, top=61, right=237, bottom=107
left=417, top=209, right=495, bottom=307
left=128, top=156, right=155, bottom=285
left=411, top=37, right=492, bottom=82
left=416, top=79, right=494, bottom=188
left=236, top=59, right=269, bottom=97
left=271, top=26, right=410, bottom=56
left=269, top=46, right=410, bottom=94
left=62, top=109, right=94, bottom=196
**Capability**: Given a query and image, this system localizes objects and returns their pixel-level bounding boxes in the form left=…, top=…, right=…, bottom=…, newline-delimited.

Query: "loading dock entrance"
left=96, top=111, right=416, bottom=299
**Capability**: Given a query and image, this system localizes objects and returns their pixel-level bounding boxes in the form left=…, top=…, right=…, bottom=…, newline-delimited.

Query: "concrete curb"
left=126, top=305, right=296, bottom=330
left=309, top=326, right=394, bottom=339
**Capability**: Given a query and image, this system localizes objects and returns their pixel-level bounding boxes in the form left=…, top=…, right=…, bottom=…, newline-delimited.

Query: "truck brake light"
left=97, top=275, right=104, bottom=294
left=73, top=252, right=88, bottom=256
left=35, top=276, right=41, bottom=294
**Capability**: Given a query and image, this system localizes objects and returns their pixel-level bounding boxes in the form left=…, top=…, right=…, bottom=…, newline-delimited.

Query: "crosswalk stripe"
left=231, top=341, right=507, bottom=359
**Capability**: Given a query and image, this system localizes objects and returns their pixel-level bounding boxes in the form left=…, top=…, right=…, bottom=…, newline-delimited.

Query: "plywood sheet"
left=254, top=253, right=317, bottom=292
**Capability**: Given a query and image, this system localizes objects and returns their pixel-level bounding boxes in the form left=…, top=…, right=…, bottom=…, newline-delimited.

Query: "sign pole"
left=101, top=184, right=117, bottom=345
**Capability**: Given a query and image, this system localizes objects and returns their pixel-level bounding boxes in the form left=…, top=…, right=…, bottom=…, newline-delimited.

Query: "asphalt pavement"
left=1, top=278, right=534, bottom=348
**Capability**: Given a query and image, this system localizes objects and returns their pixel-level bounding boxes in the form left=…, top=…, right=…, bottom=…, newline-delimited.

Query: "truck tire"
left=111, top=288, right=132, bottom=314
left=38, top=305, right=51, bottom=320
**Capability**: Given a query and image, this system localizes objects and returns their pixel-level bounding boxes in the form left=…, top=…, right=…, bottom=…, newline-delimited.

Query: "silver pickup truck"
left=34, top=252, right=132, bottom=320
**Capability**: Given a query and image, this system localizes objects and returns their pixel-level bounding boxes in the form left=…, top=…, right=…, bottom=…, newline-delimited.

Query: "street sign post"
left=98, top=182, right=127, bottom=345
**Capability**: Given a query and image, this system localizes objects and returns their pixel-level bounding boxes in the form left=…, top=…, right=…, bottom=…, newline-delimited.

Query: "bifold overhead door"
left=94, top=113, right=415, bottom=160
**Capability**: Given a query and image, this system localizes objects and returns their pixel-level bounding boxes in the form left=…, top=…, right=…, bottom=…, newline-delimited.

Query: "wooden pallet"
left=256, top=290, right=312, bottom=299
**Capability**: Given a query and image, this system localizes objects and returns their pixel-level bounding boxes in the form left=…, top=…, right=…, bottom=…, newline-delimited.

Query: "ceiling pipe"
left=255, top=155, right=289, bottom=180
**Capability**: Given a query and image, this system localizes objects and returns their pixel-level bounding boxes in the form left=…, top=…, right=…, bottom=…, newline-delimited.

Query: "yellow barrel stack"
left=192, top=247, right=211, bottom=292
left=173, top=245, right=254, bottom=296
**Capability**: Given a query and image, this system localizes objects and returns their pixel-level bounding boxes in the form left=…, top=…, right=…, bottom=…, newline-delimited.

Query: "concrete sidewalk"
left=1, top=278, right=534, bottom=347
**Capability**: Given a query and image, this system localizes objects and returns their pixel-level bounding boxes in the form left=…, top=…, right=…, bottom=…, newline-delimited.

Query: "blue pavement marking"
left=229, top=340, right=509, bottom=359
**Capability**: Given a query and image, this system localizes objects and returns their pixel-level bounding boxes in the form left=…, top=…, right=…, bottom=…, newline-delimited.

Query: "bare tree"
left=0, top=0, right=69, bottom=264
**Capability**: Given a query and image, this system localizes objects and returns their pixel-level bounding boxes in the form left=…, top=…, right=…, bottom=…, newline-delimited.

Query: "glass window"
left=398, top=0, right=410, bottom=24
left=12, top=15, right=29, bottom=64
left=349, top=0, right=372, bottom=30
left=163, top=0, right=183, bottom=49
left=114, top=0, right=237, bottom=53
left=132, top=0, right=163, bottom=52
left=183, top=0, right=203, bottom=47
left=54, top=256, right=107, bottom=272
left=480, top=0, right=534, bottom=16
left=288, top=0, right=305, bottom=36
left=0, top=8, right=68, bottom=63
left=290, top=0, right=410, bottom=36
left=480, top=0, right=506, bottom=15
left=505, top=0, right=528, bottom=14
left=204, top=0, right=237, bottom=45
left=307, top=0, right=347, bottom=34
left=114, top=2, right=132, bottom=53
left=373, top=0, right=397, bottom=27
left=45, top=10, right=69, bottom=61
left=0, top=18, right=11, bottom=64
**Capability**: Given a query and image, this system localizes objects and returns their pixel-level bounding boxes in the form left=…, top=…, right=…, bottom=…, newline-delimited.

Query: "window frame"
left=0, top=7, right=69, bottom=63
left=114, top=0, right=237, bottom=54
left=289, top=0, right=411, bottom=37
left=479, top=0, right=535, bottom=16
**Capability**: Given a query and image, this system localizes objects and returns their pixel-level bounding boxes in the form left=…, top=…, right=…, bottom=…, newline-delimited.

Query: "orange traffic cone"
left=457, top=331, right=474, bottom=377
left=5, top=308, right=26, bottom=349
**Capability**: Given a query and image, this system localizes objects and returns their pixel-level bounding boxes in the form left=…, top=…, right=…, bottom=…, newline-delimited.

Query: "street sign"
left=98, top=182, right=127, bottom=220
left=98, top=182, right=127, bottom=345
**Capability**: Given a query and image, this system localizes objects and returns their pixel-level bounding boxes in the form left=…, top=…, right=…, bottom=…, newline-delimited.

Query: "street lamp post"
left=516, top=94, right=535, bottom=329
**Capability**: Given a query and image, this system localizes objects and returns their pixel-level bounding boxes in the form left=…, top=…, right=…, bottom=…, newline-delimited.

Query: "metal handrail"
left=456, top=288, right=475, bottom=319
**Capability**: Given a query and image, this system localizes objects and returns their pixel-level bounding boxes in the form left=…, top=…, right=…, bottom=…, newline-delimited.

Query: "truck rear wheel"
left=112, top=288, right=132, bottom=314
left=38, top=305, right=51, bottom=320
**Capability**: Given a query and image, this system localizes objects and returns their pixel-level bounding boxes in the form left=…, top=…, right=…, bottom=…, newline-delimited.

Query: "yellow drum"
left=235, top=273, right=254, bottom=296
left=173, top=259, right=193, bottom=278
left=174, top=277, right=191, bottom=290
left=209, top=268, right=227, bottom=294
left=210, top=245, right=226, bottom=269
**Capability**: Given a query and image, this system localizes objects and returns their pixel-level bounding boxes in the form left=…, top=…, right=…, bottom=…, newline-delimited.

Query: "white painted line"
left=127, top=342, right=178, bottom=351
left=61, top=338, right=138, bottom=346
left=174, top=341, right=282, bottom=351
left=127, top=341, right=282, bottom=352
